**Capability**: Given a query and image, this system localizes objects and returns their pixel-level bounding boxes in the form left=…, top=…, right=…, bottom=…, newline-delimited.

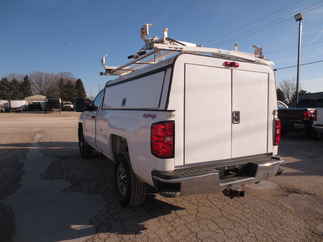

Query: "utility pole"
left=294, top=12, right=304, bottom=106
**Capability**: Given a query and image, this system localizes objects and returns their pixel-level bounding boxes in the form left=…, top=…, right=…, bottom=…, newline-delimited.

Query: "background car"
left=62, top=102, right=74, bottom=111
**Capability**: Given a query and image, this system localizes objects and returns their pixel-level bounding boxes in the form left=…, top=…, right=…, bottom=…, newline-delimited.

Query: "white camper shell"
left=79, top=26, right=283, bottom=206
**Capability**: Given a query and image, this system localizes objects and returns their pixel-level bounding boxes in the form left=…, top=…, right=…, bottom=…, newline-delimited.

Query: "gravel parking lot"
left=1, top=113, right=323, bottom=242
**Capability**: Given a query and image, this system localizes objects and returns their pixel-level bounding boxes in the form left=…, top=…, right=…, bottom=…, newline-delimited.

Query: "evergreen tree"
left=11, top=78, right=21, bottom=99
left=0, top=78, right=12, bottom=100
left=74, top=79, right=86, bottom=99
left=62, top=81, right=75, bottom=101
left=0, top=73, right=86, bottom=102
left=0, top=78, right=5, bottom=99
left=20, top=75, right=33, bottom=98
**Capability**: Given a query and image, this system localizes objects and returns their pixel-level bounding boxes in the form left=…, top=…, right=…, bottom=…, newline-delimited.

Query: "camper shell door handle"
left=232, top=111, right=240, bottom=124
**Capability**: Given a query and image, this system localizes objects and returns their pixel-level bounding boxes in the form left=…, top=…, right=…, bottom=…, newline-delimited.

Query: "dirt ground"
left=0, top=112, right=323, bottom=242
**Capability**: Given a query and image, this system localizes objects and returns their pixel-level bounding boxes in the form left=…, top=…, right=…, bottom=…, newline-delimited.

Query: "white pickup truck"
left=79, top=26, right=283, bottom=207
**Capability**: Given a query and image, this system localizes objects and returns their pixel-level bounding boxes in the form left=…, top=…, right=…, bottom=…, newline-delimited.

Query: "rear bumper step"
left=152, top=156, right=283, bottom=195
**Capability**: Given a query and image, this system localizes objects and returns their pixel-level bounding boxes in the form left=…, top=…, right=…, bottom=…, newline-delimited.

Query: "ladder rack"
left=100, top=25, right=273, bottom=76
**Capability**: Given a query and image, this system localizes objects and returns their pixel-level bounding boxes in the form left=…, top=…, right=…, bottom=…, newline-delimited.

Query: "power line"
left=275, top=59, right=323, bottom=70
left=266, top=39, right=323, bottom=56
left=201, top=3, right=297, bottom=45
left=202, top=0, right=306, bottom=45
left=238, top=1, right=323, bottom=44
left=201, top=0, right=323, bottom=47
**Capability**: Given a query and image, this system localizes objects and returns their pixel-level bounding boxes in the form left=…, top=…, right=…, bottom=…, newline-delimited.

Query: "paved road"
left=0, top=113, right=323, bottom=242
left=1, top=113, right=102, bottom=242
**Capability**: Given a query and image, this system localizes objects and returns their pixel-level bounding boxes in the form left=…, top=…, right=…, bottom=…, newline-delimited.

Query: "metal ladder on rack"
left=100, top=24, right=273, bottom=77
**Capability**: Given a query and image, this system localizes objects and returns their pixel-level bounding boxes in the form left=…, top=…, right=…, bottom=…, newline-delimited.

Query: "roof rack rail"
left=100, top=24, right=273, bottom=76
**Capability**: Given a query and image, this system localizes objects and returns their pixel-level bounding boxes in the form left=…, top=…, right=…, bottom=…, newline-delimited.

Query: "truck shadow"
left=0, top=141, right=184, bottom=240
left=39, top=142, right=185, bottom=236
left=278, top=136, right=323, bottom=177
left=92, top=193, right=185, bottom=235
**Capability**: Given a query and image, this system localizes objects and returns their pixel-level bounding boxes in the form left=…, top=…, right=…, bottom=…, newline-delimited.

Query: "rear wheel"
left=78, top=127, right=93, bottom=158
left=115, top=154, right=146, bottom=207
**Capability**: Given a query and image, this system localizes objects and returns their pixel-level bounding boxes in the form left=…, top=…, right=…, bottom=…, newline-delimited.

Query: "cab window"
left=93, top=90, right=104, bottom=109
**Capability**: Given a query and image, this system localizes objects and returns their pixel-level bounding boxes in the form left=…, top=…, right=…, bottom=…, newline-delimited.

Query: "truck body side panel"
left=94, top=66, right=175, bottom=186
left=268, top=71, right=276, bottom=155
left=96, top=110, right=175, bottom=186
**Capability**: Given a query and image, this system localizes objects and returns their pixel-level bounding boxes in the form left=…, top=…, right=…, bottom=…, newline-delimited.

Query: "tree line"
left=276, top=79, right=308, bottom=106
left=0, top=72, right=87, bottom=101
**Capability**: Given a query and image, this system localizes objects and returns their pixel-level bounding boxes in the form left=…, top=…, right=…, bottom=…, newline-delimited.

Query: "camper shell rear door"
left=168, top=54, right=274, bottom=167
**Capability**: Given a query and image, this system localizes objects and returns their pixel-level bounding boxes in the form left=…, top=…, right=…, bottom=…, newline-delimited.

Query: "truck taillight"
left=223, top=61, right=239, bottom=68
left=304, top=110, right=317, bottom=121
left=151, top=121, right=175, bottom=158
left=274, top=119, right=281, bottom=145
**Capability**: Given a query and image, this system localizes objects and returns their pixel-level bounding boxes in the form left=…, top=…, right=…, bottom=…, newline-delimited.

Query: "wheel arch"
left=111, top=134, right=130, bottom=163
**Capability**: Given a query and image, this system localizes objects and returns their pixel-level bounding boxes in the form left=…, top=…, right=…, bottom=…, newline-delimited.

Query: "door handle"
left=232, top=111, right=240, bottom=124
left=91, top=115, right=96, bottom=119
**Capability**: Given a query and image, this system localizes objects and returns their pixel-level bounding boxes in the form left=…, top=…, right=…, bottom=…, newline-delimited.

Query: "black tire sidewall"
left=79, top=132, right=86, bottom=156
left=79, top=129, right=91, bottom=158
left=115, top=156, right=131, bottom=207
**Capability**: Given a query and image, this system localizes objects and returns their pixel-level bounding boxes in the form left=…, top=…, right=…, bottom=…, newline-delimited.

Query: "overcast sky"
left=1, top=0, right=323, bottom=97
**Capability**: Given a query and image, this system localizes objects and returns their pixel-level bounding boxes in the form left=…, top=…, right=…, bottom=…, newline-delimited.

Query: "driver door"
left=83, top=90, right=104, bottom=148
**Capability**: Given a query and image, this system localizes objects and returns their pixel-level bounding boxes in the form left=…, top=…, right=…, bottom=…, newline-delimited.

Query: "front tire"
left=115, top=154, right=146, bottom=207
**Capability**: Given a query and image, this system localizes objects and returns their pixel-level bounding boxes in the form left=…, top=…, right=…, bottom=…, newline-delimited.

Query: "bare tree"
left=28, top=72, right=77, bottom=95
left=279, top=79, right=297, bottom=104
left=1, top=72, right=81, bottom=99
left=6, top=73, right=25, bottom=82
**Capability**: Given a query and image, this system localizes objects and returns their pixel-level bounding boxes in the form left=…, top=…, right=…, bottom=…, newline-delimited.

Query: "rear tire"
left=78, top=127, right=93, bottom=159
left=115, top=153, right=146, bottom=207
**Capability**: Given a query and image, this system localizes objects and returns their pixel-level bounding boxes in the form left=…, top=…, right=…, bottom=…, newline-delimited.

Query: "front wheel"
left=115, top=154, right=146, bottom=207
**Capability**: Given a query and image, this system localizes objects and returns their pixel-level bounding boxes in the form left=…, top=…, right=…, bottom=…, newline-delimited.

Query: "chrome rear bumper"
left=152, top=158, right=283, bottom=196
